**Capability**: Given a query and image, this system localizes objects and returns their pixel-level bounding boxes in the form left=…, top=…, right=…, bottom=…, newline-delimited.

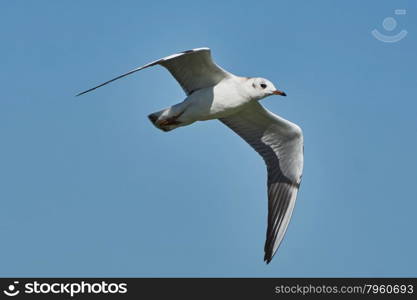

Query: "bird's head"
left=248, top=77, right=286, bottom=100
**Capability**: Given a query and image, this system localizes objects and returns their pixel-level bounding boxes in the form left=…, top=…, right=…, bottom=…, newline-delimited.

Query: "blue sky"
left=1, top=0, right=416, bottom=277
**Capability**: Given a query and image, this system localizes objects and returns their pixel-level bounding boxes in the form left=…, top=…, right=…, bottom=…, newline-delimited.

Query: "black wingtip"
left=264, top=256, right=272, bottom=264
left=75, top=87, right=96, bottom=97
left=264, top=250, right=276, bottom=264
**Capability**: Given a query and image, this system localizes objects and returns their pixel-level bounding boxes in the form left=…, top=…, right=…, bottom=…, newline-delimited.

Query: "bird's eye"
left=260, top=83, right=267, bottom=89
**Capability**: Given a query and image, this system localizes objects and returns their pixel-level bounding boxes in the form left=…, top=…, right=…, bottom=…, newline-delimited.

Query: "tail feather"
left=148, top=112, right=169, bottom=131
left=148, top=113, right=159, bottom=125
left=148, top=109, right=179, bottom=132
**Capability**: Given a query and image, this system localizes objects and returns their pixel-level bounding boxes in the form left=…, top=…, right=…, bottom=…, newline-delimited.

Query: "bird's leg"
left=156, top=110, right=186, bottom=126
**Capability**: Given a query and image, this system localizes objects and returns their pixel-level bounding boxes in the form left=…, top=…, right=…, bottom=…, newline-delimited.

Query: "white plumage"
left=78, top=47, right=304, bottom=263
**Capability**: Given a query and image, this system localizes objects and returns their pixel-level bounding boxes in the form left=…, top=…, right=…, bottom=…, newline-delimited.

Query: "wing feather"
left=76, top=47, right=230, bottom=96
left=220, top=102, right=304, bottom=263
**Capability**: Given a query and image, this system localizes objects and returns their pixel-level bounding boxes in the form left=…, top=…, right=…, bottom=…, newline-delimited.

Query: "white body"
left=158, top=76, right=254, bottom=126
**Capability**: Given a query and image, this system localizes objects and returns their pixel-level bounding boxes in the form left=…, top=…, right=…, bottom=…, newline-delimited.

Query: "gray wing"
left=220, top=102, right=304, bottom=263
left=77, top=47, right=230, bottom=96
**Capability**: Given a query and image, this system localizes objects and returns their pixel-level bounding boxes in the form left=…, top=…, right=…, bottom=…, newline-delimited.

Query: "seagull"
left=77, top=47, right=304, bottom=264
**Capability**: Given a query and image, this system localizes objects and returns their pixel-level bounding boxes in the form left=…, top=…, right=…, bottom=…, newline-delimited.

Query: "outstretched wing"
left=220, top=102, right=304, bottom=263
left=77, top=47, right=230, bottom=96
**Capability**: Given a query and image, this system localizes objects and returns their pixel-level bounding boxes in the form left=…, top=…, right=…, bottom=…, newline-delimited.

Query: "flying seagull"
left=77, top=47, right=304, bottom=263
